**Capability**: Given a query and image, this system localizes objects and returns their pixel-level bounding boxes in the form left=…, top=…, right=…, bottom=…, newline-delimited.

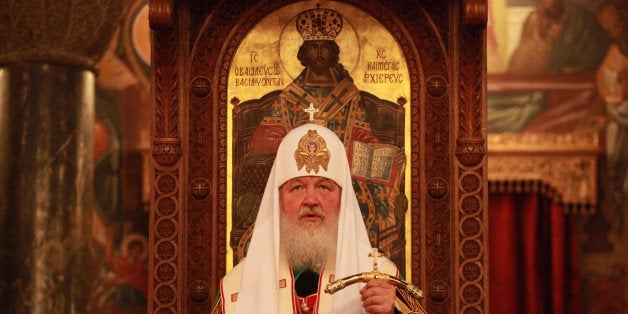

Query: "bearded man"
left=245, top=3, right=407, bottom=271
left=213, top=124, right=405, bottom=313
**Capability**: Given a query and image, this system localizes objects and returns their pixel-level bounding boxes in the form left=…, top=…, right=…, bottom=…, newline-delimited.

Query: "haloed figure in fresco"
left=88, top=229, right=149, bottom=314
left=244, top=4, right=407, bottom=268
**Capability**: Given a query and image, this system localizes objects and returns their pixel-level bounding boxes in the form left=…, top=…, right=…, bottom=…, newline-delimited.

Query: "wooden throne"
left=148, top=0, right=489, bottom=313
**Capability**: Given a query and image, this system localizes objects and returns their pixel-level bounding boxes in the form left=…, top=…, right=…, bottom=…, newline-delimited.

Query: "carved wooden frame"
left=148, top=0, right=489, bottom=313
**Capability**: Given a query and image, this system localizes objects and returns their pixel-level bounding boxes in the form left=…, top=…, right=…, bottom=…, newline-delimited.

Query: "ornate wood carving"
left=456, top=1, right=488, bottom=313
left=149, top=1, right=489, bottom=313
left=149, top=1, right=183, bottom=312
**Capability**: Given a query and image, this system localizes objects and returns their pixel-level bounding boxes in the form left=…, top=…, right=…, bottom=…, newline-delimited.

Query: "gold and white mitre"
left=223, top=124, right=397, bottom=314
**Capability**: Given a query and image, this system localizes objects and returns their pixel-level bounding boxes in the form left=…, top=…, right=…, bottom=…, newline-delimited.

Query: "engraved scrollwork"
left=461, top=217, right=481, bottom=237
left=461, top=261, right=482, bottom=282
left=461, top=195, right=481, bottom=215
left=155, top=283, right=176, bottom=306
left=157, top=196, right=177, bottom=217
left=461, top=239, right=482, bottom=259
left=157, top=174, right=178, bottom=195
left=156, top=262, right=177, bottom=283
left=156, top=239, right=176, bottom=261
left=460, top=172, right=481, bottom=193
left=461, top=283, right=482, bottom=303
left=156, top=218, right=177, bottom=238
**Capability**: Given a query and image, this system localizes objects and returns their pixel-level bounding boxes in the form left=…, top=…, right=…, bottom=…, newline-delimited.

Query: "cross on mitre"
left=369, top=248, right=384, bottom=273
left=304, top=103, right=319, bottom=122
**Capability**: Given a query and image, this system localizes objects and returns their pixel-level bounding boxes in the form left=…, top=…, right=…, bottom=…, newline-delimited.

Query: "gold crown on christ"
left=296, top=3, right=343, bottom=41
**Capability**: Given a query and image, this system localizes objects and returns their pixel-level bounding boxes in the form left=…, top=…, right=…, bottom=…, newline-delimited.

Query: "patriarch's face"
left=279, top=176, right=341, bottom=231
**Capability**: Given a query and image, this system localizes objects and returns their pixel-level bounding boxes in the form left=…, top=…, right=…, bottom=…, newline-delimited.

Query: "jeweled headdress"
left=294, top=129, right=330, bottom=173
left=296, top=3, right=343, bottom=41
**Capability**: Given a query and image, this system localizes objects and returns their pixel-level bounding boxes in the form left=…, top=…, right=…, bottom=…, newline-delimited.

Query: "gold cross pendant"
left=368, top=248, right=384, bottom=272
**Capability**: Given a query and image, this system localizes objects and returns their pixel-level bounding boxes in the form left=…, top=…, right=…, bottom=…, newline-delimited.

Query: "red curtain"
left=489, top=192, right=581, bottom=314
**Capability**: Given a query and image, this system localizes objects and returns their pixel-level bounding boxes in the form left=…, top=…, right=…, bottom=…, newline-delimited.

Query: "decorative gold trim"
left=488, top=132, right=601, bottom=205
left=488, top=132, right=600, bottom=153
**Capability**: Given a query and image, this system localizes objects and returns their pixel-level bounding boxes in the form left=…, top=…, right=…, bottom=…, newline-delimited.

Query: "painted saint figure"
left=487, top=0, right=611, bottom=133
left=242, top=3, right=407, bottom=269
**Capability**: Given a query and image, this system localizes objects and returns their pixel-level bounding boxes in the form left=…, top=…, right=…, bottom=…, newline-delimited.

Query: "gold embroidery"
left=294, top=130, right=330, bottom=173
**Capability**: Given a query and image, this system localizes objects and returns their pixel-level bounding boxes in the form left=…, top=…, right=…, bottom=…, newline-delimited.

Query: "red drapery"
left=489, top=192, right=581, bottom=314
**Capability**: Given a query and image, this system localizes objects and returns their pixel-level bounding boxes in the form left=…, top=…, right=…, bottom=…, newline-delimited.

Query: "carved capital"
left=462, top=0, right=487, bottom=27
left=0, top=0, right=125, bottom=70
left=456, top=137, right=485, bottom=167
left=149, top=0, right=175, bottom=29
left=153, top=138, right=182, bottom=166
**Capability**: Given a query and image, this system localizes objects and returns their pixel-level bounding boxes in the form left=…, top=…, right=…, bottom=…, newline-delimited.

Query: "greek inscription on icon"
left=233, top=51, right=284, bottom=87
left=363, top=48, right=403, bottom=84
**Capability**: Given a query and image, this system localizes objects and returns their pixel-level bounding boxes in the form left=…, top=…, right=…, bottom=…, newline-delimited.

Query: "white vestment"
left=217, top=124, right=400, bottom=313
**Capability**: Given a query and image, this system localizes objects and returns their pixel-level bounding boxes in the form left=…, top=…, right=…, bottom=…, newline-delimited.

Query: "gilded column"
left=0, top=1, right=124, bottom=313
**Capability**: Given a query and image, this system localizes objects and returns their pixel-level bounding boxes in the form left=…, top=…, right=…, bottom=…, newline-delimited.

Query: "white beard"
left=280, top=206, right=338, bottom=271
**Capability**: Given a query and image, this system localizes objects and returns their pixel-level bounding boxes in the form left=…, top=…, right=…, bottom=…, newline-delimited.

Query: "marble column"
left=0, top=1, right=124, bottom=313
